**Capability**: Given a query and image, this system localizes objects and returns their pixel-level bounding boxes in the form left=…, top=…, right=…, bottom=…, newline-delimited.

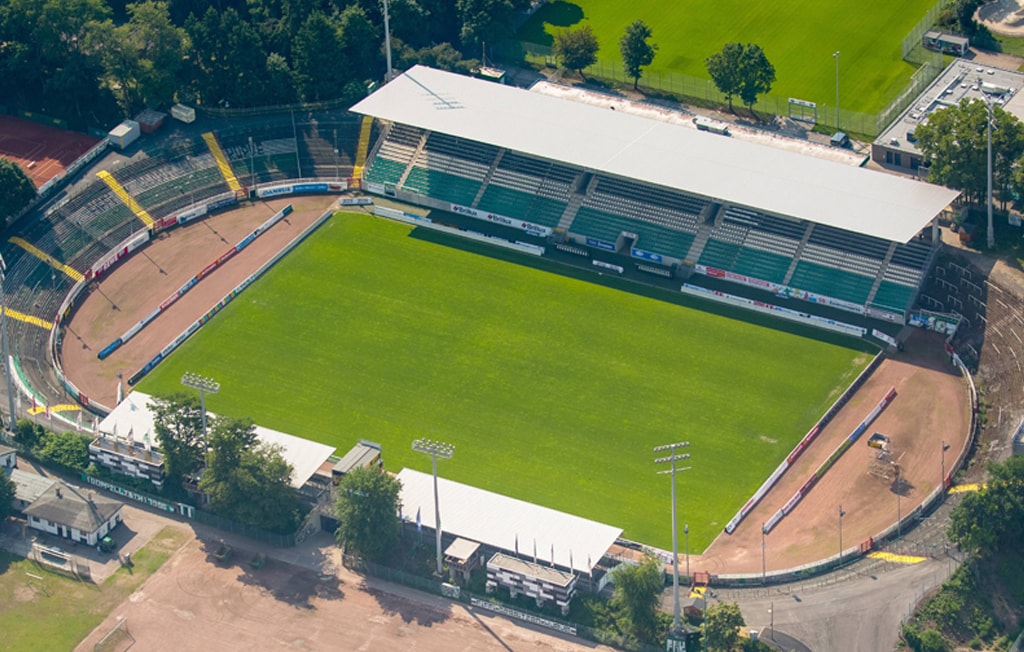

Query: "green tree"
left=85, top=1, right=187, bottom=114
left=292, top=11, right=347, bottom=101
left=14, top=418, right=46, bottom=452
left=339, top=5, right=380, bottom=79
left=185, top=7, right=270, bottom=108
left=948, top=456, right=1024, bottom=555
left=264, top=52, right=298, bottom=105
left=553, top=25, right=599, bottom=80
left=0, top=473, right=15, bottom=521
left=0, top=158, right=36, bottom=227
left=457, top=0, right=530, bottom=52
left=39, top=431, right=91, bottom=472
left=334, top=466, right=403, bottom=563
left=737, top=44, right=775, bottom=114
left=199, top=416, right=301, bottom=533
left=917, top=99, right=1024, bottom=210
left=703, top=601, right=745, bottom=651
left=151, top=393, right=205, bottom=485
left=705, top=42, right=744, bottom=112
left=611, top=555, right=664, bottom=642
left=619, top=19, right=657, bottom=91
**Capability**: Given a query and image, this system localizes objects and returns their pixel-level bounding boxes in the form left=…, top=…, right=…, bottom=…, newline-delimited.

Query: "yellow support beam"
left=202, top=132, right=243, bottom=192
left=97, top=170, right=154, bottom=228
left=8, top=237, right=84, bottom=282
left=28, top=403, right=80, bottom=415
left=867, top=551, right=927, bottom=564
left=353, top=116, right=373, bottom=178
left=0, top=306, right=52, bottom=330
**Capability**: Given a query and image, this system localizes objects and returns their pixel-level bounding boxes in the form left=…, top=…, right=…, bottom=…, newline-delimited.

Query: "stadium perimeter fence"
left=343, top=554, right=662, bottom=652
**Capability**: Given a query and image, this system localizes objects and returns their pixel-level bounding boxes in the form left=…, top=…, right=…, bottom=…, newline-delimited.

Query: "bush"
left=38, top=431, right=91, bottom=472
left=919, top=628, right=948, bottom=652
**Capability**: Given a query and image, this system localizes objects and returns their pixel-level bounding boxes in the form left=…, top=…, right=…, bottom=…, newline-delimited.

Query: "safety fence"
left=344, top=554, right=662, bottom=652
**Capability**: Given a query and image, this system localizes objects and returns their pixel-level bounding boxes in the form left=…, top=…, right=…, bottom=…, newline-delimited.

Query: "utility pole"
left=761, top=523, right=767, bottom=584
left=833, top=51, right=841, bottom=131
left=655, top=441, right=691, bottom=635
left=838, top=505, right=845, bottom=567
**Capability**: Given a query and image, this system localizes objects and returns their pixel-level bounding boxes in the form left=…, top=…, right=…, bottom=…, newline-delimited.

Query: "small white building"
left=22, top=482, right=124, bottom=546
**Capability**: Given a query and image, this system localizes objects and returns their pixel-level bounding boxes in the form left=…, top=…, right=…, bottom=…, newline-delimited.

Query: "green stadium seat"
left=871, top=281, right=917, bottom=313
left=477, top=185, right=567, bottom=227
left=571, top=207, right=694, bottom=258
left=732, top=248, right=792, bottom=284
left=790, top=261, right=874, bottom=305
left=402, top=167, right=480, bottom=206
left=698, top=239, right=741, bottom=271
left=364, top=157, right=408, bottom=185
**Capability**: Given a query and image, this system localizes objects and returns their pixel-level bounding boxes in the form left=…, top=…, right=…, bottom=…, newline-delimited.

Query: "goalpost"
left=788, top=97, right=818, bottom=125
left=94, top=617, right=134, bottom=652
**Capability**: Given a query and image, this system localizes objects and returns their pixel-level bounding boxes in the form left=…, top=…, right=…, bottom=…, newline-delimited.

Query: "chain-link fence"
left=496, top=0, right=947, bottom=138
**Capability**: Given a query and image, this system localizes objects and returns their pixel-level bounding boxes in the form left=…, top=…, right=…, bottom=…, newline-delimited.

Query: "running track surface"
left=0, top=115, right=99, bottom=188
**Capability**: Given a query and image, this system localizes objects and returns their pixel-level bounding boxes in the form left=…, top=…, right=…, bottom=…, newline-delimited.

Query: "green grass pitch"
left=518, top=0, right=936, bottom=113
left=139, top=212, right=871, bottom=551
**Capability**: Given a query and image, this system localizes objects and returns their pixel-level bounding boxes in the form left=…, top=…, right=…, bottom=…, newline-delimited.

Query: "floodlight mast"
left=412, top=439, right=454, bottom=575
left=180, top=372, right=220, bottom=441
left=0, top=255, right=14, bottom=433
left=654, top=441, right=691, bottom=634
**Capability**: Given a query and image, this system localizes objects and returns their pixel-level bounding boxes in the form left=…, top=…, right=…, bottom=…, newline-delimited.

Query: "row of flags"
left=415, top=509, right=592, bottom=577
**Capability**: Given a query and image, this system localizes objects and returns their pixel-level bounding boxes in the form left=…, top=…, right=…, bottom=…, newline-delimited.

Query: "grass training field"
left=518, top=0, right=936, bottom=113
left=140, top=212, right=871, bottom=550
left=0, top=528, right=185, bottom=652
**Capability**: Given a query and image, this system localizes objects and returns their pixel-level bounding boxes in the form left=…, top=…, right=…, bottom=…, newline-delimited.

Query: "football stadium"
left=6, top=65, right=971, bottom=580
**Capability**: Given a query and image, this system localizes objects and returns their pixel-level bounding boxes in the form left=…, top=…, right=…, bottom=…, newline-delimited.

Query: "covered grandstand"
left=352, top=65, right=959, bottom=324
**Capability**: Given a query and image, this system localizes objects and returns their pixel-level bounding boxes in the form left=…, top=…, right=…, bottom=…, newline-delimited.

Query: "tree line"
left=553, top=23, right=775, bottom=114
left=0, top=0, right=534, bottom=127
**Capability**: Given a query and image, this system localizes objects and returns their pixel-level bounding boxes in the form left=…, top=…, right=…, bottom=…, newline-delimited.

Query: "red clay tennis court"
left=0, top=115, right=99, bottom=188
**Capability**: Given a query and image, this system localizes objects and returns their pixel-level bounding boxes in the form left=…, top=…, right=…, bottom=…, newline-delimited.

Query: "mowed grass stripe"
left=140, top=213, right=869, bottom=550
left=520, top=0, right=935, bottom=113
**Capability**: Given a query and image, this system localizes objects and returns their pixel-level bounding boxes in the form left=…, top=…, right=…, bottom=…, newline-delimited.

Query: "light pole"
left=412, top=438, right=454, bottom=576
left=986, top=98, right=995, bottom=249
left=941, top=441, right=951, bottom=490
left=0, top=255, right=15, bottom=433
left=769, top=601, right=774, bottom=640
left=684, top=523, right=690, bottom=580
left=655, top=441, right=691, bottom=634
left=833, top=51, right=841, bottom=131
left=248, top=136, right=256, bottom=193
left=761, top=523, right=767, bottom=584
left=180, top=372, right=219, bottom=441
left=838, top=505, right=845, bottom=567
left=897, top=480, right=902, bottom=537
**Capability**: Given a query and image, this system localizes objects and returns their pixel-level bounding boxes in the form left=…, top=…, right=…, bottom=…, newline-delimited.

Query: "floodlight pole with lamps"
left=654, top=441, right=690, bottom=634
left=0, top=255, right=14, bottom=433
left=383, top=0, right=393, bottom=82
left=180, top=372, right=219, bottom=441
left=833, top=51, right=840, bottom=131
left=412, top=439, right=454, bottom=576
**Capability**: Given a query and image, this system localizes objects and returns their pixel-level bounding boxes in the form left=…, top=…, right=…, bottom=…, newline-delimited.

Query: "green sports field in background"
left=139, top=212, right=871, bottom=551
left=518, top=0, right=936, bottom=113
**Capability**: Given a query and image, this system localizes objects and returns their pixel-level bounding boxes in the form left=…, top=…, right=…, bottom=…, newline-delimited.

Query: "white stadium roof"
left=396, top=468, right=621, bottom=572
left=99, top=392, right=334, bottom=488
left=351, top=65, right=960, bottom=243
